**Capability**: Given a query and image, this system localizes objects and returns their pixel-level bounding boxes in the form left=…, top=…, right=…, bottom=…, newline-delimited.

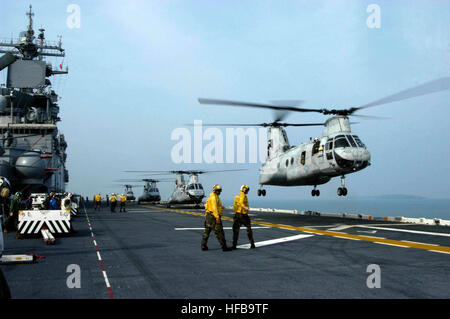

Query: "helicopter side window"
left=312, top=138, right=320, bottom=155
left=334, top=137, right=350, bottom=148
left=300, top=151, right=306, bottom=165
left=198, top=184, right=203, bottom=190
left=346, top=135, right=357, bottom=147
left=285, top=159, right=289, bottom=167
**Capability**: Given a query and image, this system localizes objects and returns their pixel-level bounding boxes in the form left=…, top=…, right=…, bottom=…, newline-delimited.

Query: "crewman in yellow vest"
left=94, top=193, right=102, bottom=211
left=119, top=194, right=127, bottom=212
left=232, top=185, right=255, bottom=249
left=201, top=184, right=231, bottom=252
left=110, top=193, right=117, bottom=213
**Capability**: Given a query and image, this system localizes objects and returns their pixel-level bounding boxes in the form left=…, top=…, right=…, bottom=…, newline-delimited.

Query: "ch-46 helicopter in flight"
left=198, top=77, right=450, bottom=197
left=125, top=169, right=245, bottom=207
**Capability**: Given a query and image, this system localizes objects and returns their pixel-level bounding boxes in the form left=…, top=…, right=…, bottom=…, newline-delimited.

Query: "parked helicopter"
left=125, top=169, right=245, bottom=207
left=115, top=184, right=136, bottom=201
left=198, top=77, right=450, bottom=197
left=115, top=179, right=171, bottom=204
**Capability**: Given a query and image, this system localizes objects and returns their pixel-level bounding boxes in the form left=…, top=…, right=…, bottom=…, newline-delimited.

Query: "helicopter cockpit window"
left=346, top=135, right=357, bottom=147
left=334, top=136, right=350, bottom=148
left=352, top=135, right=365, bottom=148
left=198, top=184, right=203, bottom=190
left=325, top=139, right=333, bottom=150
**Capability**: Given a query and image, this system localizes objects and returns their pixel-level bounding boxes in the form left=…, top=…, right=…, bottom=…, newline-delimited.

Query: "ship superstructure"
left=0, top=6, right=69, bottom=195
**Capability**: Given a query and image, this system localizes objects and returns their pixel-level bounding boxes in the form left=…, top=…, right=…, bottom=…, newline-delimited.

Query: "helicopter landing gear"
left=311, top=186, right=320, bottom=197
left=257, top=188, right=266, bottom=197
left=337, top=175, right=348, bottom=196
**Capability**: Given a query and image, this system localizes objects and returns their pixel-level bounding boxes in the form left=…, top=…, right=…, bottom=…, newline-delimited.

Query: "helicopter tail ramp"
left=18, top=209, right=72, bottom=244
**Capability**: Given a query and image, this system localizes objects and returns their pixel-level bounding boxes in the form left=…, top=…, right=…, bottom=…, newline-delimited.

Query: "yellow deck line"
left=145, top=205, right=450, bottom=254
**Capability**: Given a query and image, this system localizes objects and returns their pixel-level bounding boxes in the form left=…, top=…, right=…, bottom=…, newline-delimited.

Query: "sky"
left=0, top=0, right=449, bottom=201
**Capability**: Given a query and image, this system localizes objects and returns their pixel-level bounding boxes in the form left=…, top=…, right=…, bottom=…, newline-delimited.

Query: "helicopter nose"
left=352, top=149, right=371, bottom=169
left=355, top=148, right=371, bottom=162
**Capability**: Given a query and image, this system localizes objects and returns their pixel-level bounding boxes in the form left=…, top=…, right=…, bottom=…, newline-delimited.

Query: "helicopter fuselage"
left=259, top=116, right=371, bottom=187
left=168, top=182, right=204, bottom=204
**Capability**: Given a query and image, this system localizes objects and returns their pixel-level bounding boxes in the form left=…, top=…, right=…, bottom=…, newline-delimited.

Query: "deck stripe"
left=83, top=203, right=114, bottom=299
left=237, top=234, right=314, bottom=249
left=146, top=205, right=450, bottom=255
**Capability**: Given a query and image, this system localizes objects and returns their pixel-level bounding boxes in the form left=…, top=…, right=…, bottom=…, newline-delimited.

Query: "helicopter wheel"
left=257, top=189, right=261, bottom=197
left=261, top=189, right=266, bottom=197
left=312, top=189, right=320, bottom=197
left=337, top=187, right=348, bottom=196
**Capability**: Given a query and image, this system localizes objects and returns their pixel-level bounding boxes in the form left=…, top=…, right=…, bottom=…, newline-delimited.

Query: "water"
left=221, top=197, right=450, bottom=220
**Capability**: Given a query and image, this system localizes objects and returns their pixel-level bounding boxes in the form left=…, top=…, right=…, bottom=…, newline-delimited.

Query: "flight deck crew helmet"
left=212, top=184, right=222, bottom=193
left=15, top=192, right=22, bottom=198
left=240, top=185, right=250, bottom=193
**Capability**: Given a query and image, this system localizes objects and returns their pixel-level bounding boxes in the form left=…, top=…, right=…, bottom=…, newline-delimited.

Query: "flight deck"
left=1, top=202, right=449, bottom=299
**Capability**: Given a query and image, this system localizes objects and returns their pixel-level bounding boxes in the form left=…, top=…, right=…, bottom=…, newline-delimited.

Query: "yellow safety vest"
left=205, top=192, right=222, bottom=220
left=233, top=192, right=249, bottom=214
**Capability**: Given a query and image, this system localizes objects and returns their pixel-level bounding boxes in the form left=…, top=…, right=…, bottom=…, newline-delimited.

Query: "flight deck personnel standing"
left=110, top=193, right=117, bottom=213
left=5, top=192, right=21, bottom=233
left=232, top=185, right=255, bottom=249
left=94, top=193, right=102, bottom=211
left=119, top=194, right=126, bottom=212
left=201, top=185, right=231, bottom=252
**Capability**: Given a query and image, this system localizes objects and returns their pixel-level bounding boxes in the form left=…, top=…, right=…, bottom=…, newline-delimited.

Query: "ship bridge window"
left=334, top=136, right=350, bottom=148
left=352, top=135, right=366, bottom=148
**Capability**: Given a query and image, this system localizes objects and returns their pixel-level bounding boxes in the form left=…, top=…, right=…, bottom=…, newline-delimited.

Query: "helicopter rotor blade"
left=187, top=122, right=325, bottom=127
left=349, top=114, right=389, bottom=120
left=126, top=169, right=246, bottom=175
left=198, top=98, right=322, bottom=114
left=354, top=77, right=450, bottom=112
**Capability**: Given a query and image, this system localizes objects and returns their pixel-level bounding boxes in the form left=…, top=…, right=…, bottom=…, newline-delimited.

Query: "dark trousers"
left=232, top=213, right=254, bottom=247
left=120, top=202, right=126, bottom=212
left=94, top=201, right=101, bottom=211
left=110, top=202, right=117, bottom=212
left=4, top=213, right=18, bottom=232
left=201, top=213, right=227, bottom=249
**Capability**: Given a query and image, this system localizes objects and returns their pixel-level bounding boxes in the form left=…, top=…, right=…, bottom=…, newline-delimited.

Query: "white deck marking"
left=237, top=234, right=314, bottom=249
left=356, top=225, right=450, bottom=237
left=174, top=226, right=270, bottom=230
